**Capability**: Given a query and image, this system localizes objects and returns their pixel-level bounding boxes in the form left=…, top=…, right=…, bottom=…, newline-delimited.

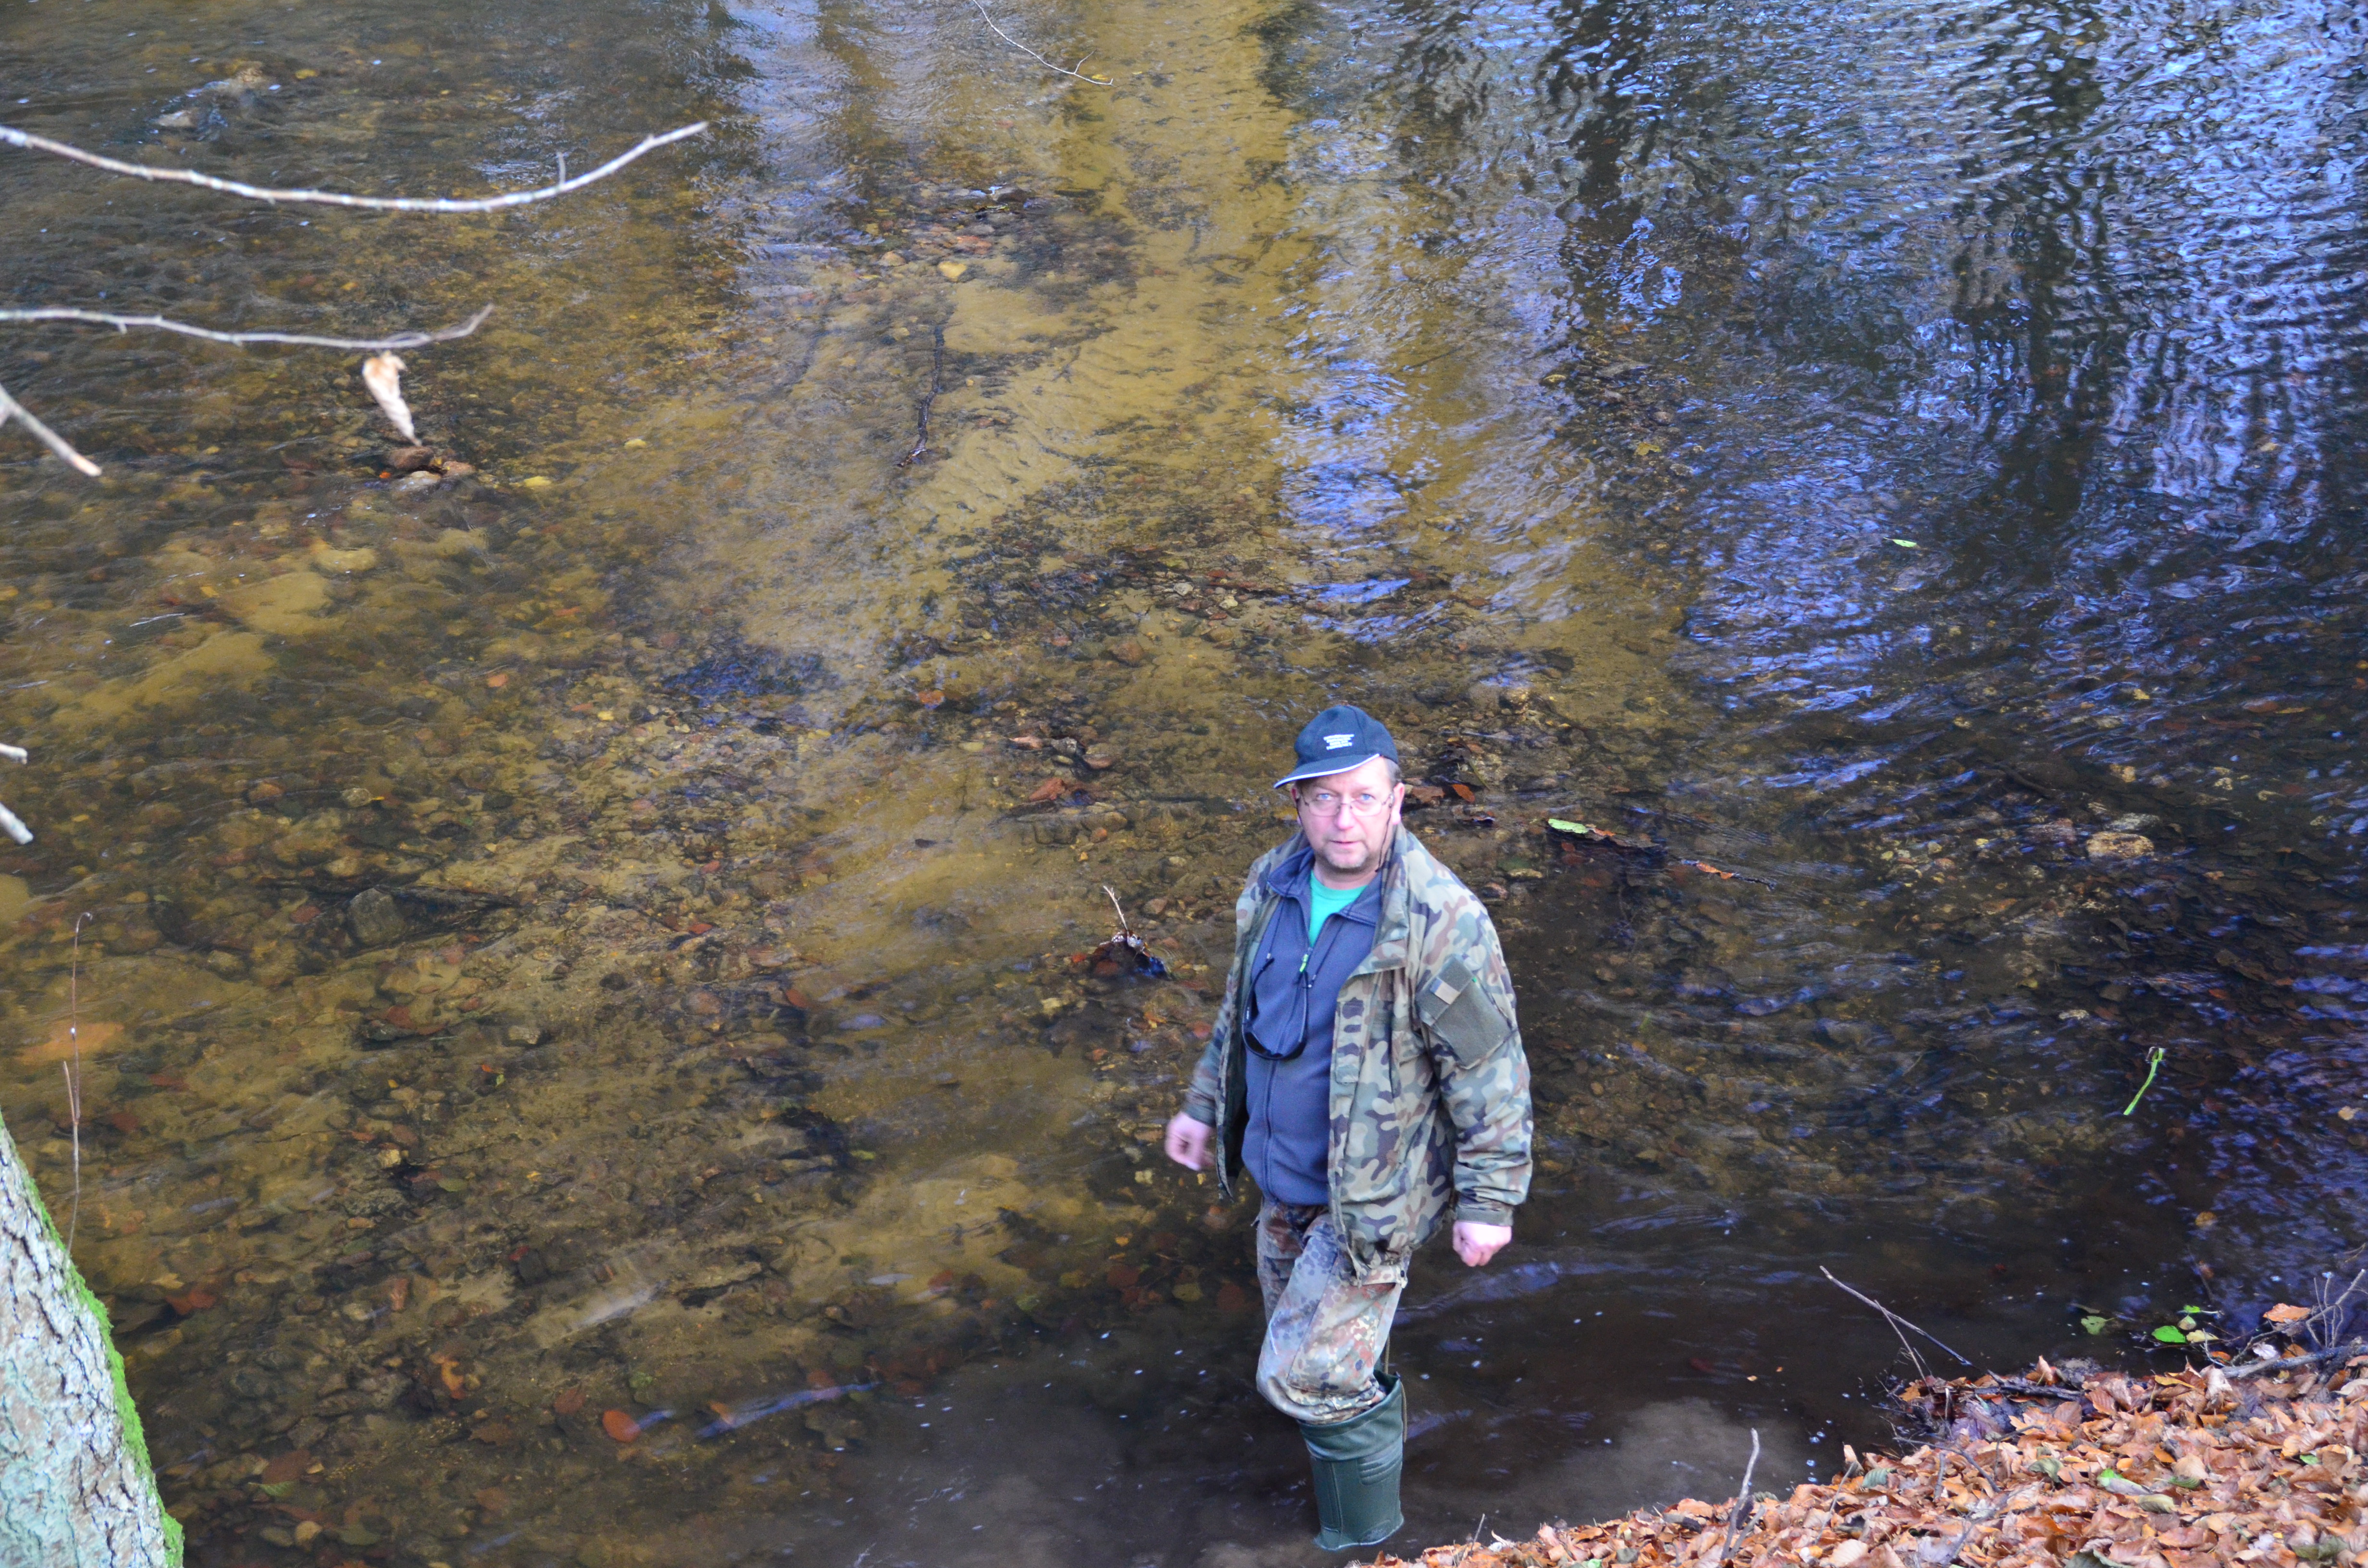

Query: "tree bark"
left=0, top=1110, right=180, bottom=1567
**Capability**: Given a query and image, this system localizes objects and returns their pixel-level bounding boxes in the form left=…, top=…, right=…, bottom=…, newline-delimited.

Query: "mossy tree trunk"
left=0, top=1110, right=180, bottom=1567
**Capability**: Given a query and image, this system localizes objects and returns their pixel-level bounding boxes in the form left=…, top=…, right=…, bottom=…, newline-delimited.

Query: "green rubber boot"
left=1302, top=1375, right=1406, bottom=1552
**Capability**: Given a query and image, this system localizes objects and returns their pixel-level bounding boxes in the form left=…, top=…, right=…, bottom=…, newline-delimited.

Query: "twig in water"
left=0, top=381, right=100, bottom=476
left=895, top=321, right=946, bottom=467
left=0, top=742, right=31, bottom=844
left=1674, top=858, right=1777, bottom=888
left=64, top=912, right=90, bottom=1251
left=2300, top=1269, right=2365, bottom=1353
left=0, top=303, right=494, bottom=355
left=1710, top=1428, right=1761, bottom=1567
left=0, top=121, right=709, bottom=212
left=966, top=0, right=1112, bottom=84
left=2120, top=1045, right=2166, bottom=1115
left=2225, top=1337, right=2368, bottom=1381
left=1821, top=1266, right=1973, bottom=1373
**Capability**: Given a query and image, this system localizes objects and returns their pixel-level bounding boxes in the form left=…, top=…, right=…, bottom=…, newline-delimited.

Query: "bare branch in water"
left=1708, top=1429, right=1761, bottom=1568
left=65, top=912, right=90, bottom=1253
left=0, top=304, right=493, bottom=354
left=0, top=743, right=27, bottom=845
left=0, top=121, right=709, bottom=212
left=1821, top=1266, right=1973, bottom=1375
left=0, top=381, right=100, bottom=476
left=966, top=0, right=1112, bottom=84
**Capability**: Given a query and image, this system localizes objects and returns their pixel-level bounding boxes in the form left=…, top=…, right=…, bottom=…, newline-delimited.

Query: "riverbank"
left=1368, top=1351, right=2367, bottom=1568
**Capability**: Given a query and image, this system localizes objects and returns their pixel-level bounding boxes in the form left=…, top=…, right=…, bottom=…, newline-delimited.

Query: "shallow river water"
left=2, top=0, right=2364, bottom=1563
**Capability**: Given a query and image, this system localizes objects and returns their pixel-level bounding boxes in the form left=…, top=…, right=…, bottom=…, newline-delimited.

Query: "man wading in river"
left=1165, top=705, right=1532, bottom=1552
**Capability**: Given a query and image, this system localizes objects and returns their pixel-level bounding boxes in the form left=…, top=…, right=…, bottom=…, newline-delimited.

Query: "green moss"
left=1, top=1113, right=184, bottom=1567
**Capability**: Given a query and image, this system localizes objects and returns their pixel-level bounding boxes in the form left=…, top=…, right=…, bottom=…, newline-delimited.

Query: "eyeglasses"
left=1296, top=789, right=1393, bottom=817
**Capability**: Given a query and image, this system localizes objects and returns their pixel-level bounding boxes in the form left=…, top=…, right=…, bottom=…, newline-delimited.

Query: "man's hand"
left=1165, top=1113, right=1213, bottom=1172
left=1452, top=1221, right=1511, bottom=1268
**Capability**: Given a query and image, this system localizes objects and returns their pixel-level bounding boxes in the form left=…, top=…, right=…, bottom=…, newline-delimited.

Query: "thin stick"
left=1822, top=1266, right=1973, bottom=1368
left=0, top=381, right=100, bottom=476
left=2304, top=1270, right=2365, bottom=1353
left=0, top=303, right=493, bottom=354
left=0, top=741, right=30, bottom=845
left=966, top=0, right=1112, bottom=84
left=1710, top=1428, right=1761, bottom=1566
left=0, top=121, right=708, bottom=212
left=64, top=913, right=89, bottom=1252
left=2225, top=1338, right=2366, bottom=1381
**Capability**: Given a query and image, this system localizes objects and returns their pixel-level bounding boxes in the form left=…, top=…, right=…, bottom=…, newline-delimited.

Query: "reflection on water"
left=0, top=0, right=2361, bottom=1560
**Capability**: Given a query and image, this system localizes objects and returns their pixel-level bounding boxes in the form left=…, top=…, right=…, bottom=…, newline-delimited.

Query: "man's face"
left=1291, top=755, right=1404, bottom=882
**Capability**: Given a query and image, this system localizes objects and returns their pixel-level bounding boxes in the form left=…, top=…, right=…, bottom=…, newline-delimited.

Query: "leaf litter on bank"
left=1360, top=1356, right=2368, bottom=1568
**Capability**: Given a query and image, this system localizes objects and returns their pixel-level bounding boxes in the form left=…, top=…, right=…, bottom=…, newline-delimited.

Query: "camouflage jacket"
left=1183, top=825, right=1532, bottom=1281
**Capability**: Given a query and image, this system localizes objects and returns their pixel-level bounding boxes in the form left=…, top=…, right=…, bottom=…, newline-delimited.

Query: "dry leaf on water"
left=360, top=353, right=417, bottom=443
left=2262, top=1302, right=2311, bottom=1323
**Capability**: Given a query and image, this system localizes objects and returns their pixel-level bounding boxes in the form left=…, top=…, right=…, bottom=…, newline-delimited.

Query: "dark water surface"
left=2, top=0, right=2363, bottom=1562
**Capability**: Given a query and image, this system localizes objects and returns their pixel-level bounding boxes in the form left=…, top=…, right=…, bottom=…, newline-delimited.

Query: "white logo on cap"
left=1323, top=733, right=1354, bottom=749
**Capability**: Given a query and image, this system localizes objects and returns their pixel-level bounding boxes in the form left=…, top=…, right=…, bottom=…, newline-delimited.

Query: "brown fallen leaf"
left=601, top=1409, right=642, bottom=1443
left=915, top=689, right=945, bottom=709
left=1450, top=783, right=1476, bottom=802
left=552, top=1387, right=586, bottom=1416
left=1027, top=777, right=1067, bottom=804
left=164, top=1287, right=218, bottom=1315
left=2262, top=1303, right=2311, bottom=1324
left=259, top=1449, right=313, bottom=1486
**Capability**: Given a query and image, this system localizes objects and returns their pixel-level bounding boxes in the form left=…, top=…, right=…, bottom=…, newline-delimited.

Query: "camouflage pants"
left=1253, top=1198, right=1404, bottom=1426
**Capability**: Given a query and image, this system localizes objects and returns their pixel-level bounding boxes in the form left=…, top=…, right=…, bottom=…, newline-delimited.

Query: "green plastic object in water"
left=1302, top=1374, right=1407, bottom=1552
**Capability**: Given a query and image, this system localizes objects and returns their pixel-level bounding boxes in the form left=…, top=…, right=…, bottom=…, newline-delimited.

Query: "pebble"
left=309, top=540, right=380, bottom=574
left=348, top=886, right=408, bottom=948
left=2086, top=831, right=2154, bottom=860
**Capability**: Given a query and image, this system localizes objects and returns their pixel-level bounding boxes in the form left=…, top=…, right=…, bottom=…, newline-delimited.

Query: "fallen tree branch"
left=1822, top=1266, right=1973, bottom=1372
left=2225, top=1337, right=2367, bottom=1380
left=0, top=304, right=493, bottom=353
left=0, top=381, right=100, bottom=476
left=0, top=122, right=708, bottom=212
left=1709, top=1428, right=1760, bottom=1567
left=966, top=0, right=1112, bottom=84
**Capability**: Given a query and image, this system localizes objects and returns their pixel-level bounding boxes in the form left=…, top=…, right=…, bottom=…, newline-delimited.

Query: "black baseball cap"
left=1273, top=704, right=1400, bottom=788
